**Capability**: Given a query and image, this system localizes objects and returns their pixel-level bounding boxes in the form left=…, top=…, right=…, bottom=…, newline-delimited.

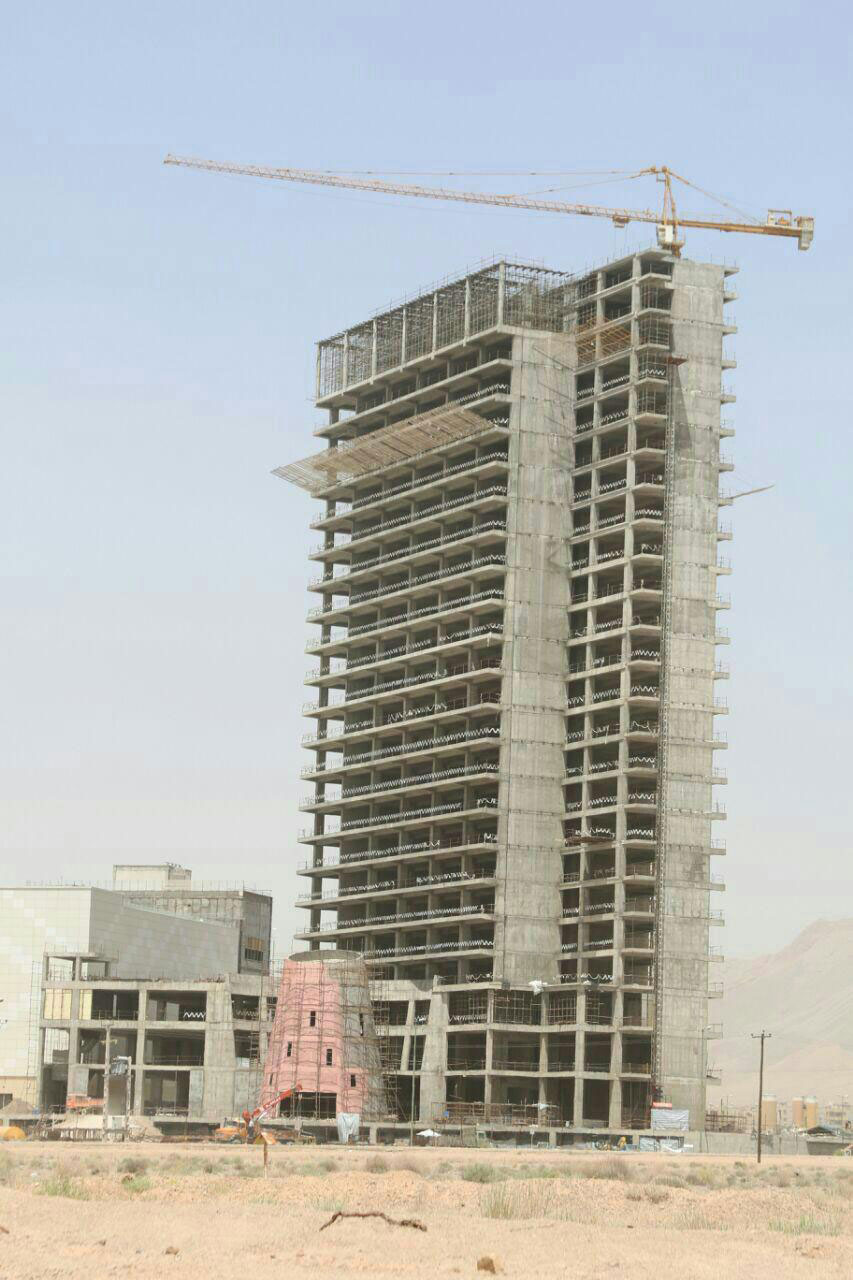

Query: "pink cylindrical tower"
left=261, top=950, right=387, bottom=1120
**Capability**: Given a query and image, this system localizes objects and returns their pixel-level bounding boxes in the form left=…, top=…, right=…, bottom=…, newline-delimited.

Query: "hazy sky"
left=2, top=2, right=851, bottom=959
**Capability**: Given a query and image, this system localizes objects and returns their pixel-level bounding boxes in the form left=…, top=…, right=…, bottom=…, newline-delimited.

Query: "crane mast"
left=163, top=155, right=813, bottom=252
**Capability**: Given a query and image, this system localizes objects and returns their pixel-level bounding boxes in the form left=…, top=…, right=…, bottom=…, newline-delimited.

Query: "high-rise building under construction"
left=277, top=249, right=731, bottom=1134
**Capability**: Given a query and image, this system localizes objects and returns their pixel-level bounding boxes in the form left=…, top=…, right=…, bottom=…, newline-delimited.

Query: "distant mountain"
left=706, top=919, right=853, bottom=1109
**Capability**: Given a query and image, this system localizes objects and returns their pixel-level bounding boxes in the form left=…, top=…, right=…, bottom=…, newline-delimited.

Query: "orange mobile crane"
left=214, top=1084, right=308, bottom=1145
left=163, top=158, right=813, bottom=254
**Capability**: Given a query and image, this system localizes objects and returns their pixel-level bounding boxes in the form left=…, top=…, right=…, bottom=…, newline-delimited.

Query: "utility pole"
left=751, top=1031, right=772, bottom=1163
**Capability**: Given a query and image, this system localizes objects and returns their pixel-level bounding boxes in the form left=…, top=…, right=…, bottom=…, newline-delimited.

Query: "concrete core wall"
left=656, top=259, right=726, bottom=1116
left=494, top=330, right=573, bottom=985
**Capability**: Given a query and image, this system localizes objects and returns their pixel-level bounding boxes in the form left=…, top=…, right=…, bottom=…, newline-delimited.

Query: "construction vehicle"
left=214, top=1084, right=311, bottom=1144
left=164, top=158, right=813, bottom=255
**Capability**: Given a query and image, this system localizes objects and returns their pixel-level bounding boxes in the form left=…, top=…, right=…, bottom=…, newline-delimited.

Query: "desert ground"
left=0, top=1140, right=851, bottom=1279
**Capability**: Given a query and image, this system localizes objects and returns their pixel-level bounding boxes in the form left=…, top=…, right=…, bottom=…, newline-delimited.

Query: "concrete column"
left=609, top=1032, right=623, bottom=1127
left=484, top=1023, right=494, bottom=1106
left=655, top=260, right=727, bottom=1127
left=400, top=996, right=414, bottom=1071
left=493, top=330, right=573, bottom=985
left=608, top=1076, right=622, bottom=1129
left=572, top=1063, right=584, bottom=1127
left=66, top=1018, right=80, bottom=1080
left=417, top=985, right=447, bottom=1123
left=496, top=263, right=506, bottom=327
left=201, top=982, right=235, bottom=1121
left=133, top=993, right=146, bottom=1116
left=538, top=1031, right=548, bottom=1107
left=35, top=1026, right=47, bottom=1108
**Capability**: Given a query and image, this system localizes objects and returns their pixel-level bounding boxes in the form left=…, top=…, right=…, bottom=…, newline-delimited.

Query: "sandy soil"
left=0, top=1141, right=851, bottom=1279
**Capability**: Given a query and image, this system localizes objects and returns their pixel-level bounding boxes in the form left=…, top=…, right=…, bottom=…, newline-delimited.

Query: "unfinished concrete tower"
left=278, top=252, right=731, bottom=1133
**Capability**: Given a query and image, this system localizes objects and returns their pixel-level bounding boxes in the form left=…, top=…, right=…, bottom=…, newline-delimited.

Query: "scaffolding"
left=316, top=259, right=574, bottom=397
left=274, top=405, right=499, bottom=495
left=436, top=1100, right=560, bottom=1128
left=492, top=990, right=541, bottom=1026
left=705, top=1105, right=750, bottom=1134
left=369, top=981, right=409, bottom=1123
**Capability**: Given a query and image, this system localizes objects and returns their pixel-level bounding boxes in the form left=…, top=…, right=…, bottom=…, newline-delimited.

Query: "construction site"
left=0, top=123, right=822, bottom=1168
left=1, top=153, right=819, bottom=1150
left=9, top=0, right=852, bottom=1268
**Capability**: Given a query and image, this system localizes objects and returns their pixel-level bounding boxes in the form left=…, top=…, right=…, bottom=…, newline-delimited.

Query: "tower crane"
left=163, top=157, right=813, bottom=254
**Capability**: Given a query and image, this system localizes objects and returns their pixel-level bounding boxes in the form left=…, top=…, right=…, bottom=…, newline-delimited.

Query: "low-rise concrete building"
left=0, top=868, right=272, bottom=1114
left=39, top=954, right=277, bottom=1127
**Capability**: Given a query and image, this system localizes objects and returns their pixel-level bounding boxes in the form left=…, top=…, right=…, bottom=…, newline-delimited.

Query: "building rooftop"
left=316, top=258, right=575, bottom=401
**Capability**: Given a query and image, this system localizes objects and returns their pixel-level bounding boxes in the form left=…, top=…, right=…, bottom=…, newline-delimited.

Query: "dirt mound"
left=0, top=1097, right=35, bottom=1117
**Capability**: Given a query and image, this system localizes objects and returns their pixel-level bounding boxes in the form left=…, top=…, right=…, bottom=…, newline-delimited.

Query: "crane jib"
left=163, top=155, right=813, bottom=249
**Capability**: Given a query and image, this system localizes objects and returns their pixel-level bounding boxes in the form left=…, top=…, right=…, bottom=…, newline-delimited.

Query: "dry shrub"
left=163, top=1155, right=204, bottom=1176
left=627, top=1185, right=669, bottom=1205
left=122, top=1174, right=152, bottom=1195
left=37, top=1172, right=90, bottom=1200
left=296, top=1157, right=337, bottom=1177
left=686, top=1165, right=725, bottom=1190
left=316, top=1195, right=346, bottom=1213
left=672, top=1204, right=729, bottom=1232
left=577, top=1156, right=634, bottom=1182
left=365, top=1155, right=389, bottom=1174
left=769, top=1212, right=841, bottom=1237
left=481, top=1181, right=571, bottom=1220
left=462, top=1162, right=503, bottom=1184
left=521, top=1164, right=560, bottom=1180
left=118, top=1155, right=149, bottom=1175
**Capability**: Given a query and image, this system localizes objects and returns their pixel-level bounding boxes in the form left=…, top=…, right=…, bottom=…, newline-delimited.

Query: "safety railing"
left=310, top=520, right=508, bottom=589
left=345, top=448, right=510, bottom=514
left=311, top=484, right=509, bottom=556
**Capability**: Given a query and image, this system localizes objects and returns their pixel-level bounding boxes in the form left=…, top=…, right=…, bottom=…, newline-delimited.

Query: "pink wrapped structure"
left=261, top=950, right=387, bottom=1120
